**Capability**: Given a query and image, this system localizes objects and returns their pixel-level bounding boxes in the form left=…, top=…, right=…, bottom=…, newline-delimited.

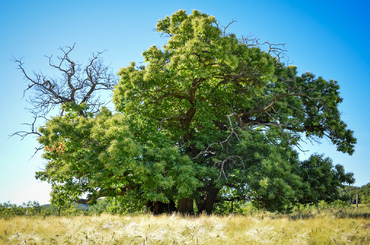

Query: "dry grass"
left=1, top=209, right=370, bottom=244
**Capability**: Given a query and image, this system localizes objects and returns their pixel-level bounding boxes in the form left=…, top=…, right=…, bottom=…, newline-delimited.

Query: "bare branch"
left=157, top=116, right=174, bottom=132
left=9, top=112, right=42, bottom=140
left=216, top=20, right=237, bottom=37
left=193, top=113, right=242, bottom=160
left=214, top=155, right=245, bottom=180
left=14, top=44, right=117, bottom=118
left=239, top=34, right=288, bottom=64
left=12, top=44, right=118, bottom=155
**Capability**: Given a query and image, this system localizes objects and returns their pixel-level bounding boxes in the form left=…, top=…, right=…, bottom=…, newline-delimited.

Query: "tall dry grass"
left=1, top=207, right=370, bottom=244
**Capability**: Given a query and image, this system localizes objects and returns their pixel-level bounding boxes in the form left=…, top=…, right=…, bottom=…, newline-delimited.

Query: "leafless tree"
left=11, top=44, right=118, bottom=155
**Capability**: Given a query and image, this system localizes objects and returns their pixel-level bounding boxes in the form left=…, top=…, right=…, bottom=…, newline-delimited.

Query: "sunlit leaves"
left=37, top=103, right=202, bottom=206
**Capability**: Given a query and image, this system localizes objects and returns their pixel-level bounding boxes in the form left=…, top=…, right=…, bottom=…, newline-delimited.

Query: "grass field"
left=1, top=205, right=370, bottom=244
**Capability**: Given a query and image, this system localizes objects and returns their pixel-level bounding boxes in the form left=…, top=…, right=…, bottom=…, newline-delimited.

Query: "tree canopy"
left=19, top=10, right=356, bottom=214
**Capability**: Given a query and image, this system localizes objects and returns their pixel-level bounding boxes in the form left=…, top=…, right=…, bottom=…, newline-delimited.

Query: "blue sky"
left=1, top=0, right=369, bottom=205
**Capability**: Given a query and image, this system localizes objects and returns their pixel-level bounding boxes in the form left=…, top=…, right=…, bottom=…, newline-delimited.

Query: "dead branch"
left=216, top=19, right=237, bottom=37
left=193, top=113, right=242, bottom=160
left=214, top=155, right=245, bottom=180
left=11, top=44, right=118, bottom=156
left=9, top=111, right=42, bottom=140
left=239, top=34, right=288, bottom=63
left=12, top=43, right=117, bottom=118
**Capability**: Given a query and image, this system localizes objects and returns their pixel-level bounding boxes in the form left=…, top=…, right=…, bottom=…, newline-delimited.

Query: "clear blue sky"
left=1, top=0, right=369, bottom=205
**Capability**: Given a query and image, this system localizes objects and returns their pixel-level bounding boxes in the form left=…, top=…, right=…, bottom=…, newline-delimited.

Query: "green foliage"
left=33, top=10, right=356, bottom=214
left=88, top=195, right=146, bottom=215
left=36, top=104, right=201, bottom=208
left=318, top=199, right=351, bottom=210
left=0, top=202, right=26, bottom=219
left=341, top=182, right=370, bottom=204
left=358, top=183, right=370, bottom=204
left=296, top=154, right=355, bottom=205
left=213, top=200, right=257, bottom=215
left=87, top=198, right=110, bottom=215
left=0, top=201, right=85, bottom=219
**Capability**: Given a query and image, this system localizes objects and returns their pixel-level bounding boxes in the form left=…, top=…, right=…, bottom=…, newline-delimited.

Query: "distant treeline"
left=342, top=182, right=370, bottom=204
left=0, top=201, right=89, bottom=219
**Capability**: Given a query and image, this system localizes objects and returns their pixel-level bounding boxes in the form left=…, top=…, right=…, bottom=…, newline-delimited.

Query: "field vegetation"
left=1, top=202, right=370, bottom=244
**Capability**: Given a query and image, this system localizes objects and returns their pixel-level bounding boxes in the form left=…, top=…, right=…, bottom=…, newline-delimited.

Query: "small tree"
left=295, top=154, right=355, bottom=207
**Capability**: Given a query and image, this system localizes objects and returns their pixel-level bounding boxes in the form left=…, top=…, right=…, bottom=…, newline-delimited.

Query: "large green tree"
left=112, top=10, right=355, bottom=213
left=25, top=10, right=356, bottom=214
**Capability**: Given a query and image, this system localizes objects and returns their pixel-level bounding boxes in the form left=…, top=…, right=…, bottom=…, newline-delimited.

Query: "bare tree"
left=11, top=44, right=118, bottom=155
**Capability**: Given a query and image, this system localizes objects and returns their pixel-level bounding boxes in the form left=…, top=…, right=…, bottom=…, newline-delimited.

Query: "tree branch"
left=12, top=44, right=118, bottom=154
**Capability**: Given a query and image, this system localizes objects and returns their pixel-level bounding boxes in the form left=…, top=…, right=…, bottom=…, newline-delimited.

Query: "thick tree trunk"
left=147, top=200, right=176, bottom=215
left=197, top=186, right=220, bottom=214
left=177, top=198, right=194, bottom=214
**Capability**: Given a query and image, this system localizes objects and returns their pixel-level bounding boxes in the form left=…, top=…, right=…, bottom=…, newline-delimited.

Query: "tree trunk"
left=177, top=198, right=194, bottom=214
left=147, top=200, right=176, bottom=215
left=197, top=186, right=220, bottom=214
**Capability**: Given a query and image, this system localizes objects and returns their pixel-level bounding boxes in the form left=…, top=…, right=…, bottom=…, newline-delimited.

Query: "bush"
left=213, top=200, right=257, bottom=215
